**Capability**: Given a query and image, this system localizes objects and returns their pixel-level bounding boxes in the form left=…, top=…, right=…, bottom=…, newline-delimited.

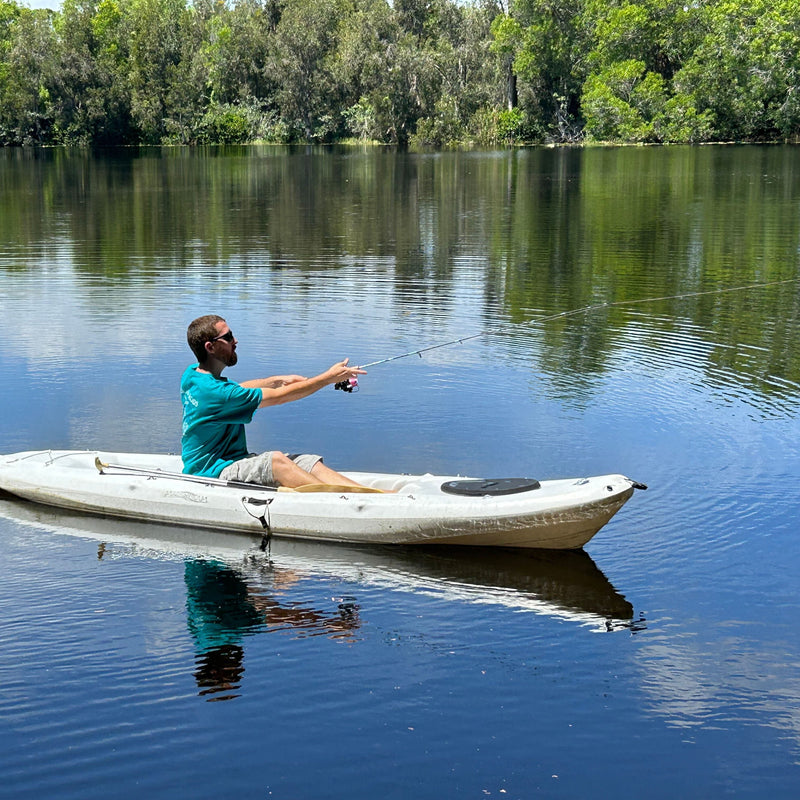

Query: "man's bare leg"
left=271, top=452, right=366, bottom=489
left=309, top=460, right=366, bottom=488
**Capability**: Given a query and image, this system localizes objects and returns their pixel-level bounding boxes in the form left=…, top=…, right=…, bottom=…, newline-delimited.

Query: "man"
left=181, top=314, right=367, bottom=489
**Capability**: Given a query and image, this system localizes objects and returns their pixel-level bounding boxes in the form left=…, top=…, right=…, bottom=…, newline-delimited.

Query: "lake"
left=0, top=144, right=798, bottom=799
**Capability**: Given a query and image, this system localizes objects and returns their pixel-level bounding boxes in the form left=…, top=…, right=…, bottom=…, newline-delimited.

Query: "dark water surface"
left=1, top=145, right=799, bottom=798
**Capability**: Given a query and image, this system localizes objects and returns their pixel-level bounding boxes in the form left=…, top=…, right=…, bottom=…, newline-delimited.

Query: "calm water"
left=1, top=145, right=799, bottom=799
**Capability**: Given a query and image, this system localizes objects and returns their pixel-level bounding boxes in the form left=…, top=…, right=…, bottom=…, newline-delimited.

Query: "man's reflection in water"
left=185, top=559, right=360, bottom=701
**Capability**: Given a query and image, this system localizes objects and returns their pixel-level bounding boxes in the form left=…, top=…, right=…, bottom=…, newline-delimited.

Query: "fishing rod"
left=334, top=277, right=799, bottom=390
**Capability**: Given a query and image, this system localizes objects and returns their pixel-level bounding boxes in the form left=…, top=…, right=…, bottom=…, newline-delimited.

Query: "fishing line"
left=355, top=277, right=800, bottom=370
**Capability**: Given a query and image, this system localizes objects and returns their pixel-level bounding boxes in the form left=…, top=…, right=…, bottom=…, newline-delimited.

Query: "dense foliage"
left=2, top=0, right=800, bottom=146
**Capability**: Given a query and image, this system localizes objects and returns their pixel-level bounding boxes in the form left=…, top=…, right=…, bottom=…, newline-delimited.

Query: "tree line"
left=2, top=0, right=800, bottom=147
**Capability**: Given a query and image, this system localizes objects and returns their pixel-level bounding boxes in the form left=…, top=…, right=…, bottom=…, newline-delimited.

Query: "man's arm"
left=241, top=360, right=366, bottom=408
left=240, top=375, right=306, bottom=390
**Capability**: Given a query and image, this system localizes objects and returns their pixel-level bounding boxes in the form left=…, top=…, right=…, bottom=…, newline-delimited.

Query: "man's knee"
left=271, top=452, right=306, bottom=480
left=270, top=452, right=295, bottom=477
left=272, top=451, right=291, bottom=467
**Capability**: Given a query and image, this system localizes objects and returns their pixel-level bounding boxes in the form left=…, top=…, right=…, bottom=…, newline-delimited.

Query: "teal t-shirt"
left=181, top=365, right=263, bottom=477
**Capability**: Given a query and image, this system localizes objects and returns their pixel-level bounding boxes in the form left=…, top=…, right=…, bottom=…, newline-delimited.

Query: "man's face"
left=208, top=320, right=238, bottom=367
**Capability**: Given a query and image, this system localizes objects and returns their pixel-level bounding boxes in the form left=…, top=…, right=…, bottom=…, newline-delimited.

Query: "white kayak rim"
left=0, top=450, right=645, bottom=549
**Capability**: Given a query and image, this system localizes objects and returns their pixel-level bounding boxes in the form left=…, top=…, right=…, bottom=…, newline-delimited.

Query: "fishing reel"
left=334, top=377, right=358, bottom=393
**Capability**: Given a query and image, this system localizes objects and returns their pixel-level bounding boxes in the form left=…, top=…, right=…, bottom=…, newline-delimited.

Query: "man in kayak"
left=181, top=314, right=368, bottom=489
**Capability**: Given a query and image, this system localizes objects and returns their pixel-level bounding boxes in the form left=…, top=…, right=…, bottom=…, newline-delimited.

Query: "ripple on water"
left=503, top=309, right=800, bottom=564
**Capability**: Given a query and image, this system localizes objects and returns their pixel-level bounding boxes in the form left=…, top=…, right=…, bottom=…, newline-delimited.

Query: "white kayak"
left=0, top=450, right=645, bottom=549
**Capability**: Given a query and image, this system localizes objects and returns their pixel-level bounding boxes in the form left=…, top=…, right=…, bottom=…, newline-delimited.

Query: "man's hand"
left=324, top=359, right=367, bottom=386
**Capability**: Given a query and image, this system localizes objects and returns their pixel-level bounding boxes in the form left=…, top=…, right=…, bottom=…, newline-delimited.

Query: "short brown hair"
left=187, top=315, right=225, bottom=363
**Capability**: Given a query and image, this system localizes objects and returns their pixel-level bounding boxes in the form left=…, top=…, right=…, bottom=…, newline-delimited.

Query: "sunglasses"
left=211, top=330, right=235, bottom=343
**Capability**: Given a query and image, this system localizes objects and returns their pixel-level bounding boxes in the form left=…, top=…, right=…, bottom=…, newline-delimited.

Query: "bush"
left=582, top=61, right=666, bottom=142
left=410, top=94, right=464, bottom=147
left=654, top=94, right=715, bottom=143
left=467, top=106, right=529, bottom=146
left=200, top=105, right=251, bottom=144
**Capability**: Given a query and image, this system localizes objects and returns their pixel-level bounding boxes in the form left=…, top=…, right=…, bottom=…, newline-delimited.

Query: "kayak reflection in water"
left=185, top=560, right=361, bottom=701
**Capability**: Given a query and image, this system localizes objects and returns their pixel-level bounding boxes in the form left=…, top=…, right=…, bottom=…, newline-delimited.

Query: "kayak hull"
left=0, top=450, right=641, bottom=549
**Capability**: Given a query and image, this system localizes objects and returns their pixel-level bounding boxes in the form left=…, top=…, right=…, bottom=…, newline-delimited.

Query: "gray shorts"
left=220, top=452, right=322, bottom=487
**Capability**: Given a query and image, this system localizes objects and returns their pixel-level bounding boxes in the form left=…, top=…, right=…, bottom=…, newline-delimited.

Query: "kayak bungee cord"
left=334, top=277, right=799, bottom=390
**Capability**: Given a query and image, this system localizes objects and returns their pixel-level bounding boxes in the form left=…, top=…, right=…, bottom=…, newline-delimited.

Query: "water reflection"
left=341, top=543, right=640, bottom=631
left=3, top=146, right=800, bottom=409
left=0, top=495, right=637, bottom=634
left=184, top=559, right=360, bottom=701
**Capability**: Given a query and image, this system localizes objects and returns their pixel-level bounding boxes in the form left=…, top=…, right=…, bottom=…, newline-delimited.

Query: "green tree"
left=580, top=0, right=708, bottom=142
left=490, top=11, right=522, bottom=112
left=427, top=1, right=502, bottom=144
left=336, top=0, right=398, bottom=140
left=582, top=59, right=665, bottom=141
left=91, top=0, right=135, bottom=142
left=338, top=0, right=442, bottom=144
left=266, top=0, right=347, bottom=140
left=503, top=0, right=589, bottom=142
left=125, top=0, right=186, bottom=143
left=584, top=0, right=702, bottom=80
left=49, top=0, right=135, bottom=144
left=197, top=0, right=277, bottom=105
left=673, top=0, right=800, bottom=140
left=0, top=3, right=58, bottom=144
left=159, top=1, right=213, bottom=143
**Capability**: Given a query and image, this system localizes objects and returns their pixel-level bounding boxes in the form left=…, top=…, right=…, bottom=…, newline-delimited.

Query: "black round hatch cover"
left=440, top=478, right=541, bottom=496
